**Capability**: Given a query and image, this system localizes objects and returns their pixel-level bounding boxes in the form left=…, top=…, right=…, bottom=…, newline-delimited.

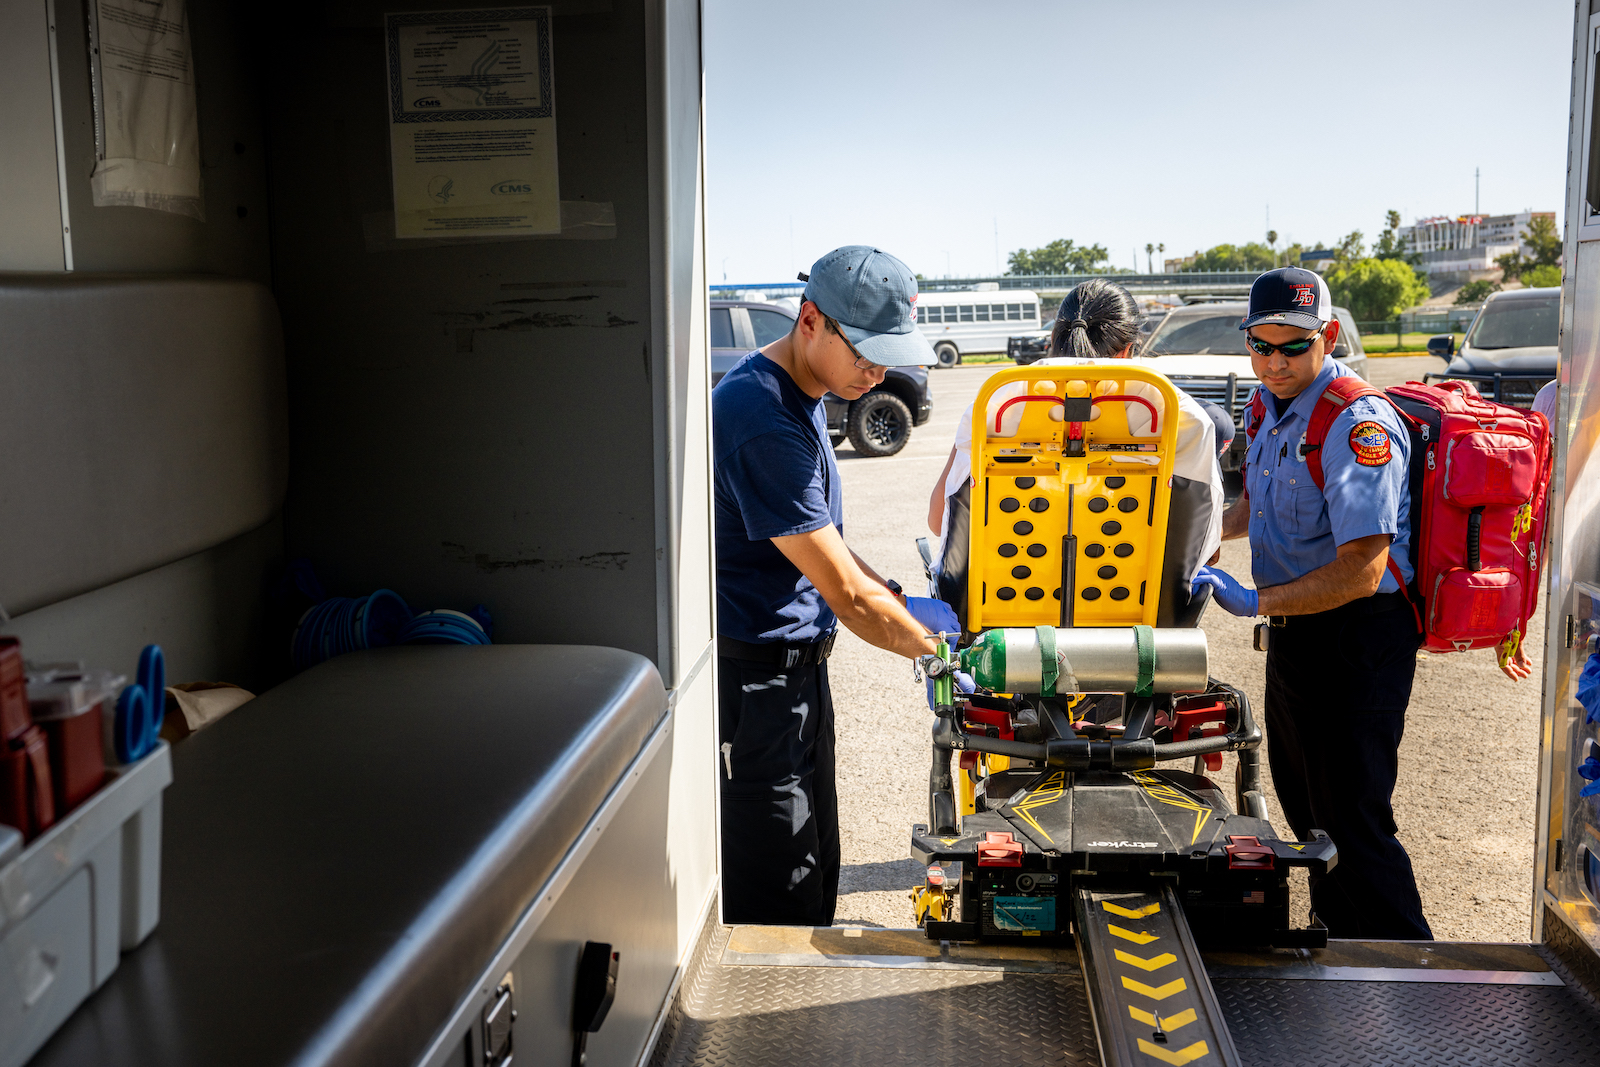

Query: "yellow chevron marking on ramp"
left=1115, top=948, right=1178, bottom=971
left=1109, top=924, right=1160, bottom=945
left=1130, top=1007, right=1199, bottom=1031
left=1102, top=900, right=1161, bottom=918
left=1120, top=975, right=1187, bottom=1000
left=1136, top=1038, right=1210, bottom=1064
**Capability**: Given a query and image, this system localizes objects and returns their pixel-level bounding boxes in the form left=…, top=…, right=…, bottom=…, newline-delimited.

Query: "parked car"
left=711, top=299, right=932, bottom=457
left=1137, top=301, right=1368, bottom=471
left=1006, top=329, right=1051, bottom=362
left=1427, top=287, right=1560, bottom=408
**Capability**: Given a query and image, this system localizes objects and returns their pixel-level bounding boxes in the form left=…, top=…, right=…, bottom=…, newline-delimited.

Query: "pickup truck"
left=1138, top=301, right=1369, bottom=471
left=711, top=299, right=932, bottom=456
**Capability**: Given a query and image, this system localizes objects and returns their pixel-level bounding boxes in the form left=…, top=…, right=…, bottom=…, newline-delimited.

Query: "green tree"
left=1524, top=214, right=1562, bottom=268
left=1373, top=209, right=1421, bottom=264
left=1006, top=239, right=1111, bottom=275
left=1495, top=249, right=1527, bottom=282
left=1454, top=279, right=1500, bottom=305
left=1326, top=257, right=1430, bottom=320
left=1523, top=264, right=1562, bottom=289
left=1189, top=242, right=1277, bottom=271
left=1332, top=230, right=1366, bottom=269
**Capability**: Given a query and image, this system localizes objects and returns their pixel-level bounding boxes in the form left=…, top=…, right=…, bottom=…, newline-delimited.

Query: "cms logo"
left=491, top=180, right=532, bottom=195
left=413, top=97, right=442, bottom=108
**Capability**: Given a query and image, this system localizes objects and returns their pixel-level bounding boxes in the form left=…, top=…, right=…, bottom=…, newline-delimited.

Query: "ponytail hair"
left=1040, top=278, right=1143, bottom=362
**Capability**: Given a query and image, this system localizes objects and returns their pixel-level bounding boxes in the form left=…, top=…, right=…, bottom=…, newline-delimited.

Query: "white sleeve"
left=1169, top=389, right=1225, bottom=577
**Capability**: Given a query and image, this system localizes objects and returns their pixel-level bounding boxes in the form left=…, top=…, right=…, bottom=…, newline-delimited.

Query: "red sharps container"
left=27, top=665, right=120, bottom=816
left=0, top=638, right=55, bottom=840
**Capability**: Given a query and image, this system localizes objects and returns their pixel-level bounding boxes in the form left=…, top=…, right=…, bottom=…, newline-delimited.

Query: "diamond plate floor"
left=649, top=924, right=1600, bottom=1067
left=1213, top=979, right=1600, bottom=1067
left=648, top=925, right=1099, bottom=1067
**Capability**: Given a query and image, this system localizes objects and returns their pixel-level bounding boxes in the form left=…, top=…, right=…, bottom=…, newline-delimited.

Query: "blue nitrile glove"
left=1190, top=566, right=1259, bottom=618
left=1577, top=652, right=1600, bottom=725
left=1579, top=756, right=1600, bottom=799
left=905, top=596, right=960, bottom=638
left=926, top=670, right=976, bottom=711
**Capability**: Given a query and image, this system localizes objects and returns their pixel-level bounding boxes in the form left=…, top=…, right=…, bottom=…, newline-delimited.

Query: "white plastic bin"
left=0, top=742, right=171, bottom=1067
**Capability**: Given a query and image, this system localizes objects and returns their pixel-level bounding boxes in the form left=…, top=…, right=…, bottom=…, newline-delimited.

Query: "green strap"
left=1037, top=625, right=1058, bottom=698
left=1133, top=625, right=1155, bottom=698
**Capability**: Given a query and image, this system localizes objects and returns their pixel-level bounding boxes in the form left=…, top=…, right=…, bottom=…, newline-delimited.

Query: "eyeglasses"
left=819, top=309, right=884, bottom=371
left=1244, top=328, right=1323, bottom=358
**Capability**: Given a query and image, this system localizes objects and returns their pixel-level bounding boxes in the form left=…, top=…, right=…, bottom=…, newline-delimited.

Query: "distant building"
left=1397, top=211, right=1555, bottom=280
left=1164, top=254, right=1196, bottom=273
left=1300, top=249, right=1335, bottom=271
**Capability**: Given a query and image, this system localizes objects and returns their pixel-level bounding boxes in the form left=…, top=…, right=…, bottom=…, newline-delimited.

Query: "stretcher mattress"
left=27, top=644, right=666, bottom=1067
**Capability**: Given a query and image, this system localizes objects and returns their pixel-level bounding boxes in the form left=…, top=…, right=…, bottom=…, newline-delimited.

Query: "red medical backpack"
left=1245, top=377, right=1553, bottom=660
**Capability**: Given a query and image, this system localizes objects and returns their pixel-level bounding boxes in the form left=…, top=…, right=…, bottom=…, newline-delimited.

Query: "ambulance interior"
left=0, top=2, right=1598, bottom=1067
left=1, top=3, right=717, bottom=1066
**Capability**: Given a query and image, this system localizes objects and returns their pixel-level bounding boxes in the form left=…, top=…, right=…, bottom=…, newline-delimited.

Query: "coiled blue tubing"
left=292, top=591, right=491, bottom=673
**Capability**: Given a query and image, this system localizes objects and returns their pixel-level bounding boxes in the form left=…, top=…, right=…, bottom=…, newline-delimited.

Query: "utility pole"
left=1475, top=168, right=1480, bottom=216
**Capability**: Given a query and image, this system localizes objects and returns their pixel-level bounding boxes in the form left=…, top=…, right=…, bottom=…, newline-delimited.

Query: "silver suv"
left=1138, top=302, right=1368, bottom=471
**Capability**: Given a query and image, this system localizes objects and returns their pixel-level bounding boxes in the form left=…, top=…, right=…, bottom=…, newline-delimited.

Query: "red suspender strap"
left=1240, top=390, right=1267, bottom=491
left=1301, top=376, right=1385, bottom=491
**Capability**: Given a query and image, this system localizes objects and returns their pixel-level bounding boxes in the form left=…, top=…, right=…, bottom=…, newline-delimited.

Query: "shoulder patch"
left=1348, top=420, right=1392, bottom=466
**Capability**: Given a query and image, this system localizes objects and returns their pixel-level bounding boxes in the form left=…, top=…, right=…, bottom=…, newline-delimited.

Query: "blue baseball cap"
left=1240, top=266, right=1333, bottom=331
left=798, top=245, right=937, bottom=367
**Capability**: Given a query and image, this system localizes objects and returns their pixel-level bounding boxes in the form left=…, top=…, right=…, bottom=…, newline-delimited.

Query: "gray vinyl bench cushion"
left=0, top=272, right=287, bottom=617
left=29, top=644, right=666, bottom=1067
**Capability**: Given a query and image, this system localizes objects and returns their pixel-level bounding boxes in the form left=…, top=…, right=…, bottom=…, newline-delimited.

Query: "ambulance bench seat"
left=28, top=644, right=667, bottom=1067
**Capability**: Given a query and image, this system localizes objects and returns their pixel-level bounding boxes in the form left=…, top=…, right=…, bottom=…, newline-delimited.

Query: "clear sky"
left=703, top=0, right=1575, bottom=283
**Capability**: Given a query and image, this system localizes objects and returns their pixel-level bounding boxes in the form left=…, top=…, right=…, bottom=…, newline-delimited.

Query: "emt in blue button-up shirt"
left=1244, top=357, right=1413, bottom=595
left=1191, top=267, right=1434, bottom=942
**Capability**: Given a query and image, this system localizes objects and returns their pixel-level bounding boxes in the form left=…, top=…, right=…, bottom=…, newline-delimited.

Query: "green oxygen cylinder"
left=958, top=628, right=1014, bottom=692
left=958, top=627, right=1209, bottom=696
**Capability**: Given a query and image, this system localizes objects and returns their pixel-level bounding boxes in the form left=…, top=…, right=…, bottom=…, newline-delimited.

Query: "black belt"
left=718, top=631, right=837, bottom=668
left=1265, top=589, right=1410, bottom=628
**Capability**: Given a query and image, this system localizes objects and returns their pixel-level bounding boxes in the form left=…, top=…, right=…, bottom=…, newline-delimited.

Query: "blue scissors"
left=113, top=645, right=165, bottom=763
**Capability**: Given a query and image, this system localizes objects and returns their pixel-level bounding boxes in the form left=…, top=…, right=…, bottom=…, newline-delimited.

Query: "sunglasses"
left=818, top=309, right=884, bottom=371
left=1245, top=328, right=1323, bottom=358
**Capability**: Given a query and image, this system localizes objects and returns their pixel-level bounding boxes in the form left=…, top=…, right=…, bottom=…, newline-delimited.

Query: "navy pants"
left=717, top=655, right=839, bottom=926
left=1264, top=603, right=1434, bottom=940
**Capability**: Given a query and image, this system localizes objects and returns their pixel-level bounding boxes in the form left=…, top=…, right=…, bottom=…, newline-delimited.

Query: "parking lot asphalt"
left=828, top=357, right=1544, bottom=940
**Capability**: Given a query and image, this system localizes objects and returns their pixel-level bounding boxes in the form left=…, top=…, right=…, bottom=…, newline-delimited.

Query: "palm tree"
left=1267, top=230, right=1279, bottom=266
left=1145, top=243, right=1154, bottom=274
left=1157, top=243, right=1165, bottom=273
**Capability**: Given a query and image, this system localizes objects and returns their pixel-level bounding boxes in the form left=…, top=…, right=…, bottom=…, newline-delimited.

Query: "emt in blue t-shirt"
left=1192, top=267, right=1432, bottom=941
left=713, top=246, right=944, bottom=926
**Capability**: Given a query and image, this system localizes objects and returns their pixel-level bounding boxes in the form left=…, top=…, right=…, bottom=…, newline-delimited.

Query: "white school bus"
left=916, top=288, right=1041, bottom=367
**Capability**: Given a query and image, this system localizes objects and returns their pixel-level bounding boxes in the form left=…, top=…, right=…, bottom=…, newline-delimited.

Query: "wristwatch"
left=885, top=579, right=903, bottom=597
